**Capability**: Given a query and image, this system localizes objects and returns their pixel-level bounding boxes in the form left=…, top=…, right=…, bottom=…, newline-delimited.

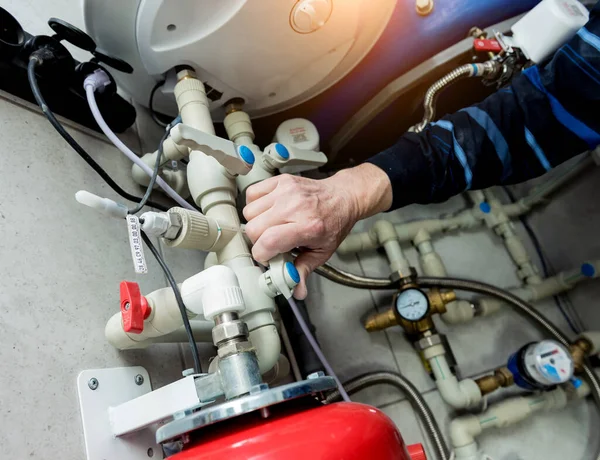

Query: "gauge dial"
left=395, top=288, right=429, bottom=322
left=524, top=340, right=574, bottom=386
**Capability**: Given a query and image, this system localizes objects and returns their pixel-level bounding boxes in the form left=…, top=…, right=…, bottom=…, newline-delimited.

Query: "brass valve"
left=570, top=337, right=594, bottom=373
left=475, top=367, right=514, bottom=396
left=364, top=288, right=457, bottom=334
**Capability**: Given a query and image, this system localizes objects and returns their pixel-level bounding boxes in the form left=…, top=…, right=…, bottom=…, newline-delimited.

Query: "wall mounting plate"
left=77, top=367, right=159, bottom=460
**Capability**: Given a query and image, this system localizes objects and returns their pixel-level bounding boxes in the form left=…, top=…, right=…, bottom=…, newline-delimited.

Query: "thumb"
left=293, top=251, right=325, bottom=300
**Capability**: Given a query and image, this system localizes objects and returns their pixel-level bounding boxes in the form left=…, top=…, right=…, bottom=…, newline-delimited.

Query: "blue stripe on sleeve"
left=523, top=66, right=600, bottom=148
left=431, top=120, right=473, bottom=190
left=577, top=27, right=600, bottom=52
left=524, top=127, right=551, bottom=171
left=461, top=106, right=512, bottom=181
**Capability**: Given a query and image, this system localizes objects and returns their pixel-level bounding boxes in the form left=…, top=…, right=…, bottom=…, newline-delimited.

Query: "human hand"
left=243, top=164, right=392, bottom=299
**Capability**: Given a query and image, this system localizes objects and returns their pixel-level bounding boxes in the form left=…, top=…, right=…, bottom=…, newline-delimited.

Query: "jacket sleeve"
left=367, top=3, right=600, bottom=210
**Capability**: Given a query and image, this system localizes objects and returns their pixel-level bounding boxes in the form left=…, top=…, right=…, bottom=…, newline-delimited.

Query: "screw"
left=307, top=371, right=325, bottom=380
left=147, top=447, right=154, bottom=457
left=135, top=374, right=144, bottom=386
left=124, top=302, right=130, bottom=311
left=88, top=378, right=99, bottom=390
left=415, top=0, right=434, bottom=16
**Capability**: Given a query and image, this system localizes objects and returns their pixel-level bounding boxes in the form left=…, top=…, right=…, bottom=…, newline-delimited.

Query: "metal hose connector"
left=314, top=262, right=397, bottom=289
left=410, top=61, right=500, bottom=133
left=326, top=371, right=451, bottom=460
left=417, top=276, right=600, bottom=460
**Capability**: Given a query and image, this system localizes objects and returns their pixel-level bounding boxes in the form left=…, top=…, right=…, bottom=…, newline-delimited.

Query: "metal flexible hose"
left=314, top=262, right=397, bottom=289
left=417, top=276, right=600, bottom=460
left=326, top=371, right=451, bottom=460
left=411, top=62, right=499, bottom=133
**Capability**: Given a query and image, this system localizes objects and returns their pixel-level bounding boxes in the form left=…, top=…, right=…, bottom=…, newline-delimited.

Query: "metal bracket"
left=77, top=367, right=159, bottom=460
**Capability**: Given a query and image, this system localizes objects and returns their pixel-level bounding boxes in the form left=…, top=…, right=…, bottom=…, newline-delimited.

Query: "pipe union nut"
left=390, top=267, right=418, bottom=285
left=217, top=340, right=254, bottom=359
left=212, top=320, right=248, bottom=345
left=415, top=333, right=443, bottom=351
left=164, top=212, right=183, bottom=240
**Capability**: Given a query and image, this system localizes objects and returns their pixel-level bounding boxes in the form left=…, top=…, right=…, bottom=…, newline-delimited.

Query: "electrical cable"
left=325, top=371, right=450, bottom=460
left=286, top=296, right=351, bottom=402
left=141, top=232, right=202, bottom=374
left=502, top=186, right=581, bottom=334
left=84, top=81, right=196, bottom=211
left=149, top=80, right=169, bottom=128
left=128, top=128, right=169, bottom=215
left=27, top=56, right=171, bottom=212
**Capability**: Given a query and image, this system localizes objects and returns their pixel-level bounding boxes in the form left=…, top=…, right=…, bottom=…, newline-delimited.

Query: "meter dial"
left=395, top=288, right=429, bottom=322
left=523, top=340, right=574, bottom=386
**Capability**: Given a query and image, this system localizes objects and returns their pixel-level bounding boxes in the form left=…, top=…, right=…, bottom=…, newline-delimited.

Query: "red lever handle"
left=473, top=38, right=502, bottom=53
left=120, top=281, right=151, bottom=334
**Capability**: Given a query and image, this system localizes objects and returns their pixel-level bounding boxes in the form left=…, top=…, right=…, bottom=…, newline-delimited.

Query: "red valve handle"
left=120, top=281, right=151, bottom=334
left=473, top=38, right=502, bottom=53
left=407, top=443, right=427, bottom=460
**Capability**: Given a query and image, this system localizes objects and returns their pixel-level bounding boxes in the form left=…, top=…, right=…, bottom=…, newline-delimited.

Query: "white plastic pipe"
left=425, top=344, right=482, bottom=409
left=84, top=84, right=195, bottom=211
left=450, top=383, right=589, bottom=459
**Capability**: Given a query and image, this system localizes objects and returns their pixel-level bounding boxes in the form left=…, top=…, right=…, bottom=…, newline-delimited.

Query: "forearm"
left=327, top=163, right=393, bottom=219
left=367, top=3, right=600, bottom=211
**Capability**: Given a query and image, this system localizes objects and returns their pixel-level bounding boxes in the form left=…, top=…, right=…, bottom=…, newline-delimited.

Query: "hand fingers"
left=246, top=176, right=279, bottom=204
left=243, top=193, right=275, bottom=221
left=244, top=208, right=283, bottom=244
left=293, top=252, right=325, bottom=300
left=251, top=223, right=309, bottom=263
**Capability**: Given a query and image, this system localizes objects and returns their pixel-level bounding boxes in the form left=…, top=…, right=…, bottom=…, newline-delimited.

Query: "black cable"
left=128, top=128, right=169, bottom=215
left=149, top=80, right=169, bottom=128
left=502, top=186, right=580, bottom=334
left=141, top=232, right=202, bottom=374
left=27, top=57, right=171, bottom=212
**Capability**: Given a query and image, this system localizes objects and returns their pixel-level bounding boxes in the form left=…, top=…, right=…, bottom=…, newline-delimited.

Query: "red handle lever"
left=120, top=281, right=151, bottom=334
left=473, top=38, right=502, bottom=53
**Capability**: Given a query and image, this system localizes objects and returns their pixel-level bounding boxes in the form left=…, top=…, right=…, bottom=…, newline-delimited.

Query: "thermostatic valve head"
left=508, top=340, right=575, bottom=390
left=259, top=254, right=300, bottom=299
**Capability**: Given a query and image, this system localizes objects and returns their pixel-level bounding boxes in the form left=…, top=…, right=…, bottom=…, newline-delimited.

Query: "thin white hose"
left=286, top=296, right=351, bottom=402
left=84, top=85, right=195, bottom=211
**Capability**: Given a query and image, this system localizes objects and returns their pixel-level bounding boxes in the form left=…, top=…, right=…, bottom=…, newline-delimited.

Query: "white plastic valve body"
left=170, top=124, right=254, bottom=176
left=180, top=265, right=245, bottom=320
left=511, top=0, right=589, bottom=63
left=259, top=254, right=300, bottom=299
left=262, top=143, right=328, bottom=171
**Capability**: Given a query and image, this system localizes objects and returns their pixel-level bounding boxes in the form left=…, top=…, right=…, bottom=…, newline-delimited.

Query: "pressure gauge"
left=508, top=340, right=574, bottom=390
left=395, top=288, right=430, bottom=322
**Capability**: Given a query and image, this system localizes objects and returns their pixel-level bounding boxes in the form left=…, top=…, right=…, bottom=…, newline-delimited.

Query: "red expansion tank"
left=169, top=401, right=425, bottom=460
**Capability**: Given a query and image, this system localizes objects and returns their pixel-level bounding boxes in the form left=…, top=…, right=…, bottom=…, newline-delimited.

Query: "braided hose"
left=326, top=371, right=451, bottom=460
left=411, top=62, right=500, bottom=133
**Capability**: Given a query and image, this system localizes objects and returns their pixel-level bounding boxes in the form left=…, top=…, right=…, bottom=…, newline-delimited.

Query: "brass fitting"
left=364, top=287, right=456, bottom=333
left=428, top=288, right=456, bottom=315
left=475, top=367, right=514, bottom=396
left=570, top=337, right=593, bottom=373
left=364, top=308, right=398, bottom=332
left=224, top=98, right=245, bottom=115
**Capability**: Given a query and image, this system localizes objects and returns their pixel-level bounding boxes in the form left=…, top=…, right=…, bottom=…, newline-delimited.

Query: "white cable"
left=286, top=296, right=351, bottom=402
left=84, top=82, right=195, bottom=211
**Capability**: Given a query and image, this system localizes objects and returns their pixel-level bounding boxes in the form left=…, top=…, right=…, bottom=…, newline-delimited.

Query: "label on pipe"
left=126, top=215, right=148, bottom=274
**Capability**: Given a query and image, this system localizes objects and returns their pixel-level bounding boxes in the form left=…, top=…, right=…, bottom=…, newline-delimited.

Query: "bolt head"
left=415, top=0, right=434, bottom=15
left=182, top=368, right=195, bottom=377
left=124, top=302, right=130, bottom=311
left=134, top=374, right=144, bottom=385
left=88, top=377, right=99, bottom=390
left=307, top=371, right=325, bottom=379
